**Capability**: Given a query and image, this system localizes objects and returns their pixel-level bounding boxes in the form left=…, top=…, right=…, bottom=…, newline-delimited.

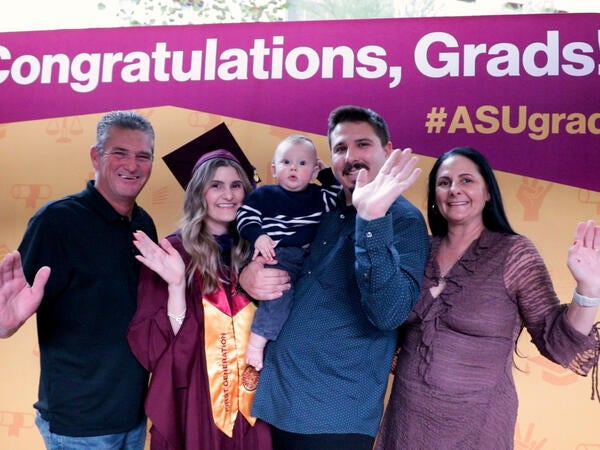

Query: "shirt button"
left=322, top=240, right=327, bottom=245
left=340, top=214, right=345, bottom=219
left=366, top=231, right=373, bottom=238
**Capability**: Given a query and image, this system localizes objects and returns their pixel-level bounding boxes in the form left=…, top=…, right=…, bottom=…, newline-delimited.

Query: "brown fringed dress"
left=376, top=230, right=599, bottom=450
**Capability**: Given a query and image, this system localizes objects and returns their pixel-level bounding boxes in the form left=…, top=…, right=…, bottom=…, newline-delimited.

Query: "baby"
left=236, top=134, right=340, bottom=370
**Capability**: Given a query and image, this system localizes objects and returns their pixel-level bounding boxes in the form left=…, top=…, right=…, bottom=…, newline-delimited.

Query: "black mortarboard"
left=162, top=122, right=260, bottom=190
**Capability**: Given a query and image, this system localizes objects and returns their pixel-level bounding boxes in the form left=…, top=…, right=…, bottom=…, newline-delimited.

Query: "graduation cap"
left=162, top=122, right=260, bottom=190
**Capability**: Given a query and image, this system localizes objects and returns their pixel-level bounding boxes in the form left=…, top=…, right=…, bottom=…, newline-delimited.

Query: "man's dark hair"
left=327, top=105, right=390, bottom=148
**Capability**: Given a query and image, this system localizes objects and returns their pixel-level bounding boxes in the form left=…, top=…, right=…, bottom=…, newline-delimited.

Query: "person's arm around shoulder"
left=565, top=220, right=600, bottom=335
left=0, top=251, right=50, bottom=338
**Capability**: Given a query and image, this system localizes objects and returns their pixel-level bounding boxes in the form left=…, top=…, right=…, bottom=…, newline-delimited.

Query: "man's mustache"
left=342, top=162, right=368, bottom=176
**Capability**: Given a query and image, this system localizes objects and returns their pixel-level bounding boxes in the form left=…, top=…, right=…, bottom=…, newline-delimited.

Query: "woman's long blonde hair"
left=179, top=157, right=252, bottom=293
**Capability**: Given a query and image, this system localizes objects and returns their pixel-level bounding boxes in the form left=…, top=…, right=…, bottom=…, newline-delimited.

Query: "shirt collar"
left=84, top=180, right=142, bottom=224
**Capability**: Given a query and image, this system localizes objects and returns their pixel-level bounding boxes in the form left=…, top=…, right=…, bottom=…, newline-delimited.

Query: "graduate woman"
left=127, top=127, right=272, bottom=450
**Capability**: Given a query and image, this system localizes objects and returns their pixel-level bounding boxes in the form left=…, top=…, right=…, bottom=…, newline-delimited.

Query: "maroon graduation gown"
left=127, top=235, right=272, bottom=450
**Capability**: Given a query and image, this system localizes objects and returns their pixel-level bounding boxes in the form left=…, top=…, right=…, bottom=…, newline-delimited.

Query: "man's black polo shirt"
left=18, top=180, right=157, bottom=436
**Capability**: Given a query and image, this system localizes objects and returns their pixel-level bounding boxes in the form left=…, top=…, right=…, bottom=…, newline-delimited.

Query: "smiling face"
left=203, top=165, right=246, bottom=235
left=91, top=126, right=153, bottom=217
left=434, top=154, right=490, bottom=229
left=271, top=141, right=318, bottom=192
left=329, top=121, right=392, bottom=202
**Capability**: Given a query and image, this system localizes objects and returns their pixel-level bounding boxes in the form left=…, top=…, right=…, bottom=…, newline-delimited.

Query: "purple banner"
left=1, top=14, right=598, bottom=190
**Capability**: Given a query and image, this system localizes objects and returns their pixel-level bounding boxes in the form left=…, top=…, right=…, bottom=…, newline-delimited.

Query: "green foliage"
left=99, top=0, right=288, bottom=26
left=298, top=0, right=395, bottom=19
left=97, top=0, right=569, bottom=26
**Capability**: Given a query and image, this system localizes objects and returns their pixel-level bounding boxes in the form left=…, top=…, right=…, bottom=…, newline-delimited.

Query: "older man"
left=0, top=111, right=157, bottom=449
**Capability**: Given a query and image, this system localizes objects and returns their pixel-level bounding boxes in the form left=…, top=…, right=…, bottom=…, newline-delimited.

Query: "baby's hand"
left=253, top=234, right=276, bottom=261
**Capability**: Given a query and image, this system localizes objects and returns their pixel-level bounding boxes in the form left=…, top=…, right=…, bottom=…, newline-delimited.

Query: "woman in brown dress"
left=376, top=147, right=600, bottom=450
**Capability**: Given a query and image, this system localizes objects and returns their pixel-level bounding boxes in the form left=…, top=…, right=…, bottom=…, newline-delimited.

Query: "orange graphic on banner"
left=0, top=411, right=35, bottom=437
left=11, top=184, right=52, bottom=208
left=514, top=422, right=548, bottom=450
left=516, top=178, right=553, bottom=222
left=578, top=189, right=600, bottom=214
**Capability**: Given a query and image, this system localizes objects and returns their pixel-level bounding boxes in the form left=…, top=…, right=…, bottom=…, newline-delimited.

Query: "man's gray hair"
left=95, top=111, right=155, bottom=155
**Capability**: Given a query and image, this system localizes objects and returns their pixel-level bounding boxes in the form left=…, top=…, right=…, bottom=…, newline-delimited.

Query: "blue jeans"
left=35, top=412, right=146, bottom=450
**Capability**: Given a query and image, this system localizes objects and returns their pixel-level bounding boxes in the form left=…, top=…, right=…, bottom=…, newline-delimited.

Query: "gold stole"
left=202, top=284, right=259, bottom=438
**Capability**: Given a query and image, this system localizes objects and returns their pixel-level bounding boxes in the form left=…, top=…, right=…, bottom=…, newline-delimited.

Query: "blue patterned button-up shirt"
left=252, top=193, right=429, bottom=437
